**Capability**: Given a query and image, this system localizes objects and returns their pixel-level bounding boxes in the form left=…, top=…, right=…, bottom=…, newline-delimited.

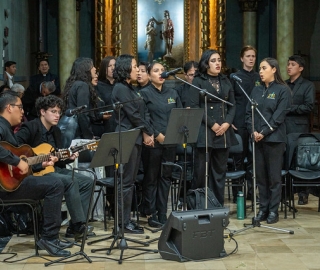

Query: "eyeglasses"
left=186, top=73, right=195, bottom=78
left=47, top=110, right=62, bottom=116
left=9, top=104, right=24, bottom=111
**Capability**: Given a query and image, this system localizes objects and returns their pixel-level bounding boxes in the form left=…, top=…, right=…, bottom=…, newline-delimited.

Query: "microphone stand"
left=173, top=74, right=233, bottom=209
left=89, top=98, right=157, bottom=264
left=66, top=97, right=143, bottom=117
left=231, top=80, right=293, bottom=236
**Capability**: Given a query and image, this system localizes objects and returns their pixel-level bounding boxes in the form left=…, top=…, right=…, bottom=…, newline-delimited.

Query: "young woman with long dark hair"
left=246, top=57, right=291, bottom=224
left=188, top=49, right=237, bottom=206
left=111, top=54, right=154, bottom=234
left=140, top=62, right=182, bottom=227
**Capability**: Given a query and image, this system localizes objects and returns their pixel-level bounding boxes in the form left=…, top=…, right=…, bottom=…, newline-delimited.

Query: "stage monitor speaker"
left=158, top=208, right=229, bottom=262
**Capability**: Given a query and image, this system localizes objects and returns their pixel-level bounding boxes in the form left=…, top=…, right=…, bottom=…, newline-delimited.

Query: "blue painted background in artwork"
left=137, top=0, right=184, bottom=63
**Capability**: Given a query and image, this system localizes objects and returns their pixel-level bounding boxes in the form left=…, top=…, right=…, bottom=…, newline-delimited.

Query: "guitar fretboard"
left=25, top=152, right=66, bottom=166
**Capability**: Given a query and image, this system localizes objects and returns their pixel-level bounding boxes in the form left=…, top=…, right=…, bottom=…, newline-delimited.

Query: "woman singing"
left=111, top=54, right=154, bottom=234
left=140, top=62, right=182, bottom=227
left=188, top=49, right=237, bottom=205
left=246, top=58, right=291, bottom=224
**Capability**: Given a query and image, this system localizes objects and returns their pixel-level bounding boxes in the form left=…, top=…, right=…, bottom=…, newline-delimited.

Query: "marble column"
left=59, top=0, right=77, bottom=92
left=239, top=1, right=260, bottom=47
left=243, top=12, right=256, bottom=47
left=277, top=0, right=294, bottom=77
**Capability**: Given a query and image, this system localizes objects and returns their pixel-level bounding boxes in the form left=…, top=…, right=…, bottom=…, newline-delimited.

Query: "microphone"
left=99, top=110, right=114, bottom=115
left=65, top=105, right=87, bottom=116
left=160, top=67, right=182, bottom=78
left=230, top=73, right=242, bottom=83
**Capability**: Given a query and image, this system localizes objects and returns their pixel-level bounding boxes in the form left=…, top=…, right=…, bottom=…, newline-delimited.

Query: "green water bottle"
left=237, top=191, right=245, bottom=220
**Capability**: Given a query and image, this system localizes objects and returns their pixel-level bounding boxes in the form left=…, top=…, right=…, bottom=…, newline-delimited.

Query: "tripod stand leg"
left=260, top=224, right=294, bottom=234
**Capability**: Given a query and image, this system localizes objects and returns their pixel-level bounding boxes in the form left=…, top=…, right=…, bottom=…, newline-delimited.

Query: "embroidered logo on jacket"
left=255, top=80, right=261, bottom=86
left=267, top=92, right=276, bottom=99
left=168, top=97, right=176, bottom=104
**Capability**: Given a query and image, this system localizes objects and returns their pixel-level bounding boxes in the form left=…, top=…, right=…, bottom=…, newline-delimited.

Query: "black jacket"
left=95, top=80, right=116, bottom=133
left=231, top=68, right=261, bottom=129
left=111, top=81, right=153, bottom=145
left=140, top=83, right=182, bottom=146
left=188, top=73, right=237, bottom=148
left=175, top=83, right=191, bottom=108
left=285, top=76, right=315, bottom=134
left=0, top=116, right=21, bottom=166
left=15, top=118, right=70, bottom=169
left=246, top=82, right=292, bottom=143
left=29, top=72, right=61, bottom=96
left=66, top=81, right=96, bottom=139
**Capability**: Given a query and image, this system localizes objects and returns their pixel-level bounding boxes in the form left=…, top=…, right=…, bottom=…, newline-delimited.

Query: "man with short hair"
left=0, top=90, right=71, bottom=257
left=286, top=55, right=315, bottom=134
left=16, top=95, right=95, bottom=240
left=286, top=55, right=315, bottom=205
left=3, top=61, right=16, bottom=88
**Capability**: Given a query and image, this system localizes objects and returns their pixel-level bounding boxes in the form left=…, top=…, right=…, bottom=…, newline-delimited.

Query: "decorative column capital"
left=238, top=0, right=261, bottom=12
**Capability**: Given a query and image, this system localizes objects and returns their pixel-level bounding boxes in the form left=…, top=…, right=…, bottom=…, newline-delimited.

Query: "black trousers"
left=141, top=146, right=176, bottom=216
left=192, top=147, right=229, bottom=206
left=255, top=141, right=285, bottom=213
left=0, top=175, right=64, bottom=240
left=118, top=144, right=141, bottom=226
left=233, top=128, right=253, bottom=198
left=48, top=167, right=94, bottom=224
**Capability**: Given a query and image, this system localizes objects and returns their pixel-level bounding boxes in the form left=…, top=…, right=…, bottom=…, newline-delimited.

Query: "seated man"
left=22, top=81, right=56, bottom=120
left=0, top=90, right=71, bottom=257
left=16, top=95, right=95, bottom=240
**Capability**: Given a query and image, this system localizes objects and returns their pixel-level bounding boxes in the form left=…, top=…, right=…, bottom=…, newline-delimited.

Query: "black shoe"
left=130, top=220, right=144, bottom=230
left=65, top=224, right=95, bottom=240
left=158, top=213, right=167, bottom=225
left=37, top=238, right=71, bottom=257
left=298, top=195, right=308, bottom=205
left=267, top=212, right=279, bottom=224
left=255, top=211, right=268, bottom=222
left=125, top=222, right=144, bottom=234
left=147, top=214, right=162, bottom=228
left=122, top=221, right=144, bottom=234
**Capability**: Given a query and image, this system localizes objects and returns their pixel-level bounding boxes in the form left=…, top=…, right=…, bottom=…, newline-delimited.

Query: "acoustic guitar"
left=0, top=142, right=70, bottom=192
left=32, top=141, right=99, bottom=176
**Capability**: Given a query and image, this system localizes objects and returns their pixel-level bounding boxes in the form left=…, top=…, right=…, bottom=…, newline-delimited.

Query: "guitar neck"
left=26, top=151, right=65, bottom=166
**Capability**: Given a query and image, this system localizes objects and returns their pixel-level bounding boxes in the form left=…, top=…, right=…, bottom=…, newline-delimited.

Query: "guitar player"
left=0, top=90, right=72, bottom=257
left=15, top=95, right=95, bottom=240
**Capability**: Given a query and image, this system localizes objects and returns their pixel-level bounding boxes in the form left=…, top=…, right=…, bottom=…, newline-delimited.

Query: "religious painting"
left=136, top=0, right=185, bottom=68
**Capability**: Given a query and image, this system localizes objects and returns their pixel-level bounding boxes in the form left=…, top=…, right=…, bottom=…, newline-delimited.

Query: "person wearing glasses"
left=16, top=95, right=95, bottom=240
left=175, top=61, right=198, bottom=108
left=0, top=91, right=71, bottom=257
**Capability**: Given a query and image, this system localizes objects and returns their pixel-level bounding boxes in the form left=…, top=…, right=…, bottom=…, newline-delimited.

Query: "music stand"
left=89, top=130, right=157, bottom=263
left=163, top=108, right=203, bottom=210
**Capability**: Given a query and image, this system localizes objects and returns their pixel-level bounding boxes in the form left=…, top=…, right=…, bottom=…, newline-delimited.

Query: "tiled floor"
left=1, top=194, right=320, bottom=269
